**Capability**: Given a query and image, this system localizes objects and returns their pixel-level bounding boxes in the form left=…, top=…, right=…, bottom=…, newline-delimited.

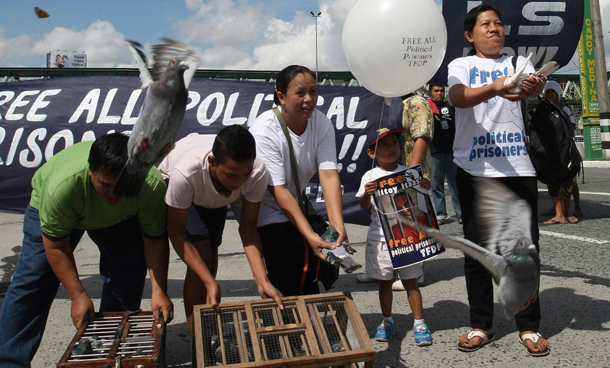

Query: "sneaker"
left=391, top=279, right=405, bottom=291
left=355, top=273, right=377, bottom=283
left=437, top=218, right=446, bottom=225
left=413, top=323, right=432, bottom=346
left=375, top=320, right=394, bottom=342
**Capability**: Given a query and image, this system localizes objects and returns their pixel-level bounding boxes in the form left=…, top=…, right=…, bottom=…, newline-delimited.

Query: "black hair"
left=88, top=132, right=128, bottom=177
left=212, top=125, right=256, bottom=164
left=273, top=65, right=317, bottom=105
left=463, top=4, right=503, bottom=54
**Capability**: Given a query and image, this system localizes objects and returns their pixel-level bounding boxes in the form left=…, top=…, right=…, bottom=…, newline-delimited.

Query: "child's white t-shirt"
left=356, top=164, right=408, bottom=242
left=447, top=54, right=536, bottom=178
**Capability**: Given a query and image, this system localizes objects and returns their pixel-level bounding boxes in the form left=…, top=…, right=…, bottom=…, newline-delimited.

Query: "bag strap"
left=273, top=107, right=306, bottom=213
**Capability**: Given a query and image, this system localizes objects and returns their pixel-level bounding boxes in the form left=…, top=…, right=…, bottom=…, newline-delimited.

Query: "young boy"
left=356, top=127, right=432, bottom=346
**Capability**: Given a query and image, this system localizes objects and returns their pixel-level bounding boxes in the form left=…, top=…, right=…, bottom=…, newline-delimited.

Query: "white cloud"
left=0, top=30, right=33, bottom=64
left=174, top=0, right=267, bottom=48
left=28, top=20, right=128, bottom=68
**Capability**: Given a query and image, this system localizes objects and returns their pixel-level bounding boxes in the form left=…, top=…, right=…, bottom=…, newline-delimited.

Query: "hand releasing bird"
left=504, top=53, right=560, bottom=94
left=113, top=38, right=199, bottom=197
left=400, top=178, right=540, bottom=319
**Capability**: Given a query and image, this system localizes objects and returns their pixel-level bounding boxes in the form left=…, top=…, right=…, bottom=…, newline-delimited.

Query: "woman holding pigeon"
left=248, top=65, right=349, bottom=296
left=447, top=4, right=549, bottom=357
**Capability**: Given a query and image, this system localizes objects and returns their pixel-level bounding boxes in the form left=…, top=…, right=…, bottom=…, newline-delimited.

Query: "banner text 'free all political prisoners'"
left=0, top=76, right=403, bottom=224
left=372, top=165, right=445, bottom=269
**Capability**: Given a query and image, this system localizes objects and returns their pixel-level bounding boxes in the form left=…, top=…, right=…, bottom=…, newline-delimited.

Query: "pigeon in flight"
left=401, top=178, right=540, bottom=318
left=113, top=38, right=199, bottom=197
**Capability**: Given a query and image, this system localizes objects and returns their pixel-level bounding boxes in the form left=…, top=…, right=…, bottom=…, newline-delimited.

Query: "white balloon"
left=342, top=0, right=448, bottom=97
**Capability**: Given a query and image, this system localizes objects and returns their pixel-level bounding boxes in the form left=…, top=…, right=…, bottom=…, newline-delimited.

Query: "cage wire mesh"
left=59, top=312, right=162, bottom=366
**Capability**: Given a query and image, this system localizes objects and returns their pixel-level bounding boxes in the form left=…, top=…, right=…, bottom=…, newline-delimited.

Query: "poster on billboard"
left=47, top=51, right=87, bottom=68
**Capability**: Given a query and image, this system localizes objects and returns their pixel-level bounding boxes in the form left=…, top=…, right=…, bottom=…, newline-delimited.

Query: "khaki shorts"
left=365, top=238, right=423, bottom=281
left=547, top=176, right=575, bottom=199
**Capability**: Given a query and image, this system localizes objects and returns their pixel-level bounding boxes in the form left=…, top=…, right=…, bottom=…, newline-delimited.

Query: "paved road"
left=0, top=165, right=608, bottom=367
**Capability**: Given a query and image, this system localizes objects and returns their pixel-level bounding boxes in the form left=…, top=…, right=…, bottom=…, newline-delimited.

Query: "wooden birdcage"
left=193, top=292, right=375, bottom=367
left=56, top=311, right=164, bottom=368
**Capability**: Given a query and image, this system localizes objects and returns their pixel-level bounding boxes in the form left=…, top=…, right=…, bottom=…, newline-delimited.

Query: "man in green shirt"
left=0, top=133, right=173, bottom=367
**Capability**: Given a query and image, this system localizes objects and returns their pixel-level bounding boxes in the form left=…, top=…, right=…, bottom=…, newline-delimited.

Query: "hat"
left=543, top=80, right=562, bottom=98
left=369, top=127, right=403, bottom=147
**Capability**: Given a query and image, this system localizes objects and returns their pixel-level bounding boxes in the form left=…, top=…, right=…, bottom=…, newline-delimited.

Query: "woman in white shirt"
left=447, top=4, right=549, bottom=357
left=249, top=65, right=348, bottom=296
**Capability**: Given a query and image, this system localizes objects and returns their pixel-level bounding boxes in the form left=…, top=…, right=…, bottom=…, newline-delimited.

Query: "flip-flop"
left=567, top=216, right=579, bottom=224
left=519, top=332, right=550, bottom=357
left=457, top=330, right=495, bottom=352
left=543, top=218, right=567, bottom=225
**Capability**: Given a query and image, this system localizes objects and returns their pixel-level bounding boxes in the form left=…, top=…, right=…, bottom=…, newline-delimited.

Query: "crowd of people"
left=0, top=4, right=575, bottom=365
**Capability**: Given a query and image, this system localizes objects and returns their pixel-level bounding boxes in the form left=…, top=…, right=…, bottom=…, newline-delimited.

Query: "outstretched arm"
left=167, top=206, right=220, bottom=310
left=319, top=169, right=349, bottom=246
left=43, top=235, right=94, bottom=328
left=239, top=199, right=283, bottom=308
left=143, top=236, right=173, bottom=323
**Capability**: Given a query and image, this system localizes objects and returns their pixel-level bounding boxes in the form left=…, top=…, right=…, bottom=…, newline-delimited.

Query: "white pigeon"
left=505, top=53, right=560, bottom=94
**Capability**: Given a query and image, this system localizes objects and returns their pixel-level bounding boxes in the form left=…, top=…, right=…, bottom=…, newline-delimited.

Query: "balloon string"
left=369, top=97, right=394, bottom=172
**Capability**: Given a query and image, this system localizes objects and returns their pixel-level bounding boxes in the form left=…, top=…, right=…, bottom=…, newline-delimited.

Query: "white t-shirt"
left=250, top=108, right=338, bottom=227
left=447, top=55, right=536, bottom=178
left=158, top=134, right=269, bottom=209
left=356, top=164, right=408, bottom=242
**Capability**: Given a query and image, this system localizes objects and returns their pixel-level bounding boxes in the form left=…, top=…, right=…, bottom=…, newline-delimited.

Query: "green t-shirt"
left=30, top=141, right=167, bottom=239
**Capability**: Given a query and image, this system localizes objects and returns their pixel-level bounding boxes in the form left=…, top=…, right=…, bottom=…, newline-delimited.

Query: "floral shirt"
left=401, top=94, right=434, bottom=179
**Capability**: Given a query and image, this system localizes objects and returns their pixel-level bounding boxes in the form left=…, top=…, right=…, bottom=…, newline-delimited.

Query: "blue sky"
left=0, top=0, right=608, bottom=74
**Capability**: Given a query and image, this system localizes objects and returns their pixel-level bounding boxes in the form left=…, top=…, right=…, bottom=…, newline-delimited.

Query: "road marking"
left=540, top=230, right=610, bottom=244
left=538, top=189, right=610, bottom=196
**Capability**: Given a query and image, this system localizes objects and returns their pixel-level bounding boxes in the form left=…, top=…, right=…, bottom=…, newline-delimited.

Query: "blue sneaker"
left=413, top=323, right=432, bottom=346
left=375, top=320, right=394, bottom=342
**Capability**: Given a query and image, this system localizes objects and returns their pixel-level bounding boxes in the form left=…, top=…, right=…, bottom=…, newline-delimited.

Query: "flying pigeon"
left=113, top=38, right=199, bottom=197
left=401, top=178, right=540, bottom=319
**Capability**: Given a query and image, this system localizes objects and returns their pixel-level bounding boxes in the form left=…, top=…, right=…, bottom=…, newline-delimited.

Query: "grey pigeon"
left=113, top=38, right=199, bottom=197
left=401, top=178, right=540, bottom=319
left=321, top=225, right=362, bottom=273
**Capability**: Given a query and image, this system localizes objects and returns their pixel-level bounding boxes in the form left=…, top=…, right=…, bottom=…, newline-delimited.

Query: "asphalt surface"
left=0, top=163, right=609, bottom=368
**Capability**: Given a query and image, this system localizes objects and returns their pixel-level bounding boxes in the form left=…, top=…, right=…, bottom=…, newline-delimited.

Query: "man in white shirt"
left=158, top=126, right=282, bottom=329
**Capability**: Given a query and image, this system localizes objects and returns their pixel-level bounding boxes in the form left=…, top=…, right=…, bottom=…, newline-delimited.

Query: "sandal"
left=567, top=216, right=579, bottom=224
left=457, top=329, right=495, bottom=352
left=519, top=332, right=550, bottom=357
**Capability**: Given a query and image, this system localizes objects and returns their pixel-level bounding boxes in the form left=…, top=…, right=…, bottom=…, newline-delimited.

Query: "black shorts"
left=185, top=204, right=227, bottom=254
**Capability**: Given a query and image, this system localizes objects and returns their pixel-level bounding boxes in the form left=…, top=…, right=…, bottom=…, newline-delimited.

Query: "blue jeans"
left=0, top=206, right=147, bottom=367
left=430, top=153, right=461, bottom=219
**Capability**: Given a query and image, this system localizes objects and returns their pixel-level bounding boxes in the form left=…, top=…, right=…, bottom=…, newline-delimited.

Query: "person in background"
left=356, top=127, right=433, bottom=346
left=447, top=4, right=549, bottom=356
left=249, top=65, right=348, bottom=296
left=392, top=90, right=433, bottom=291
left=0, top=133, right=173, bottom=367
left=158, top=126, right=283, bottom=330
left=427, top=85, right=462, bottom=225
left=540, top=80, right=583, bottom=223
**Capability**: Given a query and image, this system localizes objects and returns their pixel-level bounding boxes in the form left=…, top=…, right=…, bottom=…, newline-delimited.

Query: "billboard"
left=47, top=51, right=87, bottom=68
